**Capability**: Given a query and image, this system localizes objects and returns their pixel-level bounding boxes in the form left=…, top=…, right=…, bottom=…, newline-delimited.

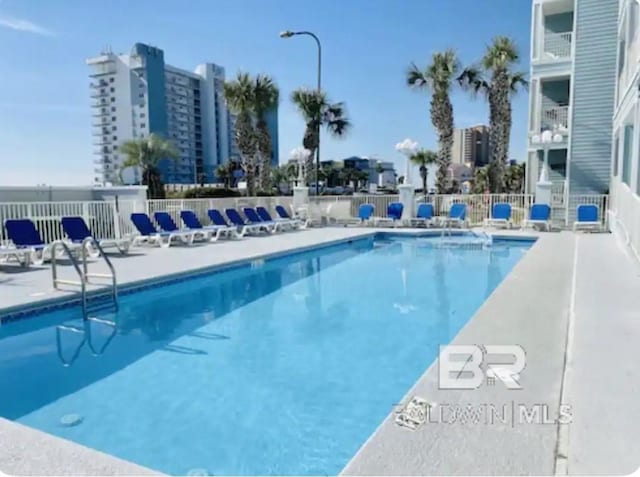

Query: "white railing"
left=415, top=194, right=535, bottom=227
left=543, top=31, right=572, bottom=59
left=541, top=104, right=569, bottom=131
left=0, top=201, right=142, bottom=245
left=0, top=194, right=612, bottom=247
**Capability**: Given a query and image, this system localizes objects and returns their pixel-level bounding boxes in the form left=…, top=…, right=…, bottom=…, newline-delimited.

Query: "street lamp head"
left=279, top=30, right=295, bottom=38
left=553, top=133, right=564, bottom=144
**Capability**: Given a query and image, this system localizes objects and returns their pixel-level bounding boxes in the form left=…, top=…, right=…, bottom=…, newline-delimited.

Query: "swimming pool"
left=0, top=234, right=533, bottom=475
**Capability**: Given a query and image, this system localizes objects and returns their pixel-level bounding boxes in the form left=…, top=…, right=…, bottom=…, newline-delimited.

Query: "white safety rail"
left=0, top=194, right=610, bottom=248
left=411, top=194, right=535, bottom=227
left=147, top=196, right=295, bottom=227
left=0, top=201, right=129, bottom=245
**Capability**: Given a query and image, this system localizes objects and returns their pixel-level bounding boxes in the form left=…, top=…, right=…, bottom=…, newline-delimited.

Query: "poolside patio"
left=0, top=226, right=638, bottom=475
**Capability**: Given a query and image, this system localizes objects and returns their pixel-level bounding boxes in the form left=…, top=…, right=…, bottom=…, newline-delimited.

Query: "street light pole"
left=280, top=30, right=322, bottom=196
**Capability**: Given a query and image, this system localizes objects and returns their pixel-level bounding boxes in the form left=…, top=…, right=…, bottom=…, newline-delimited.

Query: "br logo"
left=438, top=345, right=526, bottom=390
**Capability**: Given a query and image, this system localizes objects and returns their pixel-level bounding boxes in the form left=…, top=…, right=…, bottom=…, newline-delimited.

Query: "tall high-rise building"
left=87, top=43, right=233, bottom=184
left=451, top=125, right=490, bottom=167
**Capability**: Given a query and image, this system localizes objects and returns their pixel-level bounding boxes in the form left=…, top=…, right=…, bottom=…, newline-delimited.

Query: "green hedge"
left=182, top=187, right=241, bottom=199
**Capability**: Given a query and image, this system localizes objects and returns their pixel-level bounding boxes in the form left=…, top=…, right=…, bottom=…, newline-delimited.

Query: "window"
left=111, top=97, right=115, bottom=102
left=111, top=116, right=116, bottom=121
left=140, top=113, right=145, bottom=118
left=110, top=87, right=115, bottom=93
left=139, top=93, right=144, bottom=98
left=109, top=77, right=114, bottom=83
left=112, top=135, right=117, bottom=141
left=140, top=123, right=146, bottom=128
left=623, top=124, right=633, bottom=185
left=112, top=125, right=117, bottom=131
left=111, top=106, right=116, bottom=112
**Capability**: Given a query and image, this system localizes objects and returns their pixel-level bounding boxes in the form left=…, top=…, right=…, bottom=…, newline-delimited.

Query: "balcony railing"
left=543, top=31, right=572, bottom=59
left=541, top=104, right=570, bottom=132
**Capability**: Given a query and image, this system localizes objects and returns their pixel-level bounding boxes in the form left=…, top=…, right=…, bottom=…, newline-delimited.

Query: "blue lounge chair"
left=410, top=203, right=435, bottom=227
left=243, top=207, right=281, bottom=233
left=225, top=208, right=267, bottom=235
left=256, top=206, right=299, bottom=230
left=180, top=210, right=237, bottom=240
left=61, top=216, right=131, bottom=254
left=154, top=211, right=208, bottom=243
left=374, top=202, right=404, bottom=227
left=353, top=203, right=375, bottom=226
left=207, top=209, right=246, bottom=238
left=442, top=203, right=467, bottom=228
left=485, top=203, right=512, bottom=229
left=130, top=213, right=194, bottom=247
left=573, top=204, right=601, bottom=232
left=523, top=204, right=551, bottom=231
left=4, top=218, right=77, bottom=265
left=275, top=205, right=307, bottom=228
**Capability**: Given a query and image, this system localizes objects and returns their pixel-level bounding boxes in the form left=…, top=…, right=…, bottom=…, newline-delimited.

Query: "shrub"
left=182, top=187, right=241, bottom=199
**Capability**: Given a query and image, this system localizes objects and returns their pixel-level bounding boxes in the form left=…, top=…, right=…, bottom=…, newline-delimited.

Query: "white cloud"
left=0, top=14, right=54, bottom=36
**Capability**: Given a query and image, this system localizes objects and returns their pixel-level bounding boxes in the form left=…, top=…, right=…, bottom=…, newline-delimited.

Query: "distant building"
left=447, top=164, right=474, bottom=191
left=451, top=125, right=490, bottom=167
left=87, top=43, right=279, bottom=185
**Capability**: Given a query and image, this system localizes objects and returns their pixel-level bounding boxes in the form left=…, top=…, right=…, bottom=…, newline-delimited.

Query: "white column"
left=293, top=186, right=309, bottom=214
left=398, top=184, right=415, bottom=221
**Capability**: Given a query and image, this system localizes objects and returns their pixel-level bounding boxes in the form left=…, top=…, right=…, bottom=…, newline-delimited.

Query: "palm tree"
left=458, top=37, right=528, bottom=192
left=120, top=133, right=179, bottom=199
left=407, top=49, right=459, bottom=193
left=215, top=162, right=235, bottom=188
left=253, top=75, right=279, bottom=193
left=472, top=165, right=490, bottom=194
left=224, top=73, right=257, bottom=195
left=291, top=88, right=351, bottom=185
left=504, top=162, right=526, bottom=193
left=410, top=149, right=438, bottom=200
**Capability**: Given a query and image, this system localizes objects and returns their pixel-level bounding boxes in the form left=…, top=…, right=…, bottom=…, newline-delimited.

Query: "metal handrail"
left=81, top=237, right=118, bottom=311
left=51, top=240, right=87, bottom=316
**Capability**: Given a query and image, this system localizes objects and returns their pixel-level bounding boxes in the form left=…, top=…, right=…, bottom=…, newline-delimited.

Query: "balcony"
left=543, top=31, right=572, bottom=59
left=541, top=104, right=569, bottom=132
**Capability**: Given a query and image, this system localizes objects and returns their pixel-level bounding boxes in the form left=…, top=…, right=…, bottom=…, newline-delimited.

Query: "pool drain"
left=60, top=413, right=83, bottom=427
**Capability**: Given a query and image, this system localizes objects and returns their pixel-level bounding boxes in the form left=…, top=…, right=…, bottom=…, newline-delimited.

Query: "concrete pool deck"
left=0, top=226, right=638, bottom=475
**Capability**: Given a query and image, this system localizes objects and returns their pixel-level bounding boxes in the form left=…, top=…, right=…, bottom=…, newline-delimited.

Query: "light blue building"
left=526, top=0, right=619, bottom=196
left=88, top=43, right=232, bottom=185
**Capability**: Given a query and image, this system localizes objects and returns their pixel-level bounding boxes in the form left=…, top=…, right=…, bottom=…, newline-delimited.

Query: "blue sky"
left=0, top=0, right=531, bottom=185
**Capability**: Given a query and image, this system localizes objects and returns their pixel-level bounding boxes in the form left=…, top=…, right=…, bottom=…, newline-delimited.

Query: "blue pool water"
left=0, top=235, right=532, bottom=475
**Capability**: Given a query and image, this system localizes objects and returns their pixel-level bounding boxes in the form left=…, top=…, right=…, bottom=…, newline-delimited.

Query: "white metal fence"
left=0, top=194, right=610, bottom=246
left=544, top=31, right=572, bottom=58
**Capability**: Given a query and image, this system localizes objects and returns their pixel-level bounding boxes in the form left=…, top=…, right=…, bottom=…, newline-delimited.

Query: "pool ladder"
left=51, top=237, right=118, bottom=320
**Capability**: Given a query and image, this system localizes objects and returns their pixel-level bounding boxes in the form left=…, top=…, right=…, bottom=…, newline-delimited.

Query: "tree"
left=215, top=162, right=236, bottom=188
left=458, top=37, right=528, bottom=192
left=472, top=165, right=490, bottom=194
left=253, top=75, right=279, bottom=193
left=291, top=88, right=351, bottom=185
left=407, top=49, right=459, bottom=194
left=504, top=162, right=526, bottom=193
left=224, top=73, right=257, bottom=196
left=120, top=133, right=179, bottom=199
left=410, top=149, right=438, bottom=200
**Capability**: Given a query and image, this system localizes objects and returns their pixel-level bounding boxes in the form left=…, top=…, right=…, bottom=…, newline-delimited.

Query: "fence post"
left=112, top=201, right=121, bottom=239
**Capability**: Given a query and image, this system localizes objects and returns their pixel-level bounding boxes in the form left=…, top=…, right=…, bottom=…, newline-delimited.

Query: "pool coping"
left=1, top=231, right=384, bottom=321
left=0, top=228, right=537, bottom=323
left=0, top=227, right=541, bottom=476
